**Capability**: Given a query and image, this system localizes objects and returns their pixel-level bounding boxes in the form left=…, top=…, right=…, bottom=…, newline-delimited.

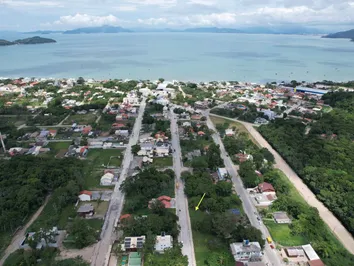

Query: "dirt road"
left=0, top=196, right=50, bottom=265
left=210, top=114, right=354, bottom=254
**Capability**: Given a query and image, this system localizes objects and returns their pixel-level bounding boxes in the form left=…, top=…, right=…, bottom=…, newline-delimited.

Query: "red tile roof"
left=258, top=182, right=275, bottom=192
left=158, top=195, right=171, bottom=201
left=308, top=259, right=325, bottom=266
left=80, top=190, right=92, bottom=196
left=120, top=214, right=132, bottom=221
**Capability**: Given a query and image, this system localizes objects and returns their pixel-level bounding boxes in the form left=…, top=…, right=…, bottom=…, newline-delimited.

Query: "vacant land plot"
left=87, top=149, right=123, bottom=168
left=264, top=220, right=307, bottom=246
left=63, top=113, right=98, bottom=125
left=47, top=142, right=71, bottom=153
left=152, top=157, right=173, bottom=168
left=210, top=115, right=259, bottom=146
left=189, top=210, right=234, bottom=266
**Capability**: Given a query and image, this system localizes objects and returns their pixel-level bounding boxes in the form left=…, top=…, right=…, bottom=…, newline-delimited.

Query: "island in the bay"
left=0, top=36, right=56, bottom=46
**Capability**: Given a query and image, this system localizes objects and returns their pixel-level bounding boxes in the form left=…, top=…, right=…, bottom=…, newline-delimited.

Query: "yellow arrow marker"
left=195, top=193, right=206, bottom=211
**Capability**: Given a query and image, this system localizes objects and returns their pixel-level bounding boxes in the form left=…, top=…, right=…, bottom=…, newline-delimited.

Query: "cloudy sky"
left=1, top=0, right=354, bottom=31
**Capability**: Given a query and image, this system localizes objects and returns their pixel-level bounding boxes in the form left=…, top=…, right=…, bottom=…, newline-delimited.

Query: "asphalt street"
left=90, top=98, right=146, bottom=266
left=170, top=109, right=196, bottom=266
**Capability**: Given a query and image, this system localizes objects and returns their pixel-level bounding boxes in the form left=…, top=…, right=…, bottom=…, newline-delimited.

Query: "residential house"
left=121, top=236, right=146, bottom=252
left=191, top=114, right=202, bottom=120
left=155, top=234, right=173, bottom=253
left=79, top=191, right=92, bottom=201
left=194, top=101, right=209, bottom=109
left=82, top=125, right=92, bottom=135
left=112, top=123, right=125, bottom=129
left=230, top=240, right=262, bottom=262
left=273, top=212, right=291, bottom=224
left=258, top=182, right=275, bottom=194
left=303, top=245, right=325, bottom=266
left=225, top=128, right=235, bottom=136
left=115, top=130, right=129, bottom=137
left=140, top=143, right=154, bottom=152
left=19, top=227, right=61, bottom=250
left=217, top=168, right=228, bottom=181
left=100, top=172, right=114, bottom=186
left=197, top=131, right=205, bottom=136
left=248, top=182, right=277, bottom=207
left=48, top=129, right=57, bottom=138
left=155, top=145, right=170, bottom=157
left=77, top=204, right=95, bottom=218
left=149, top=195, right=172, bottom=209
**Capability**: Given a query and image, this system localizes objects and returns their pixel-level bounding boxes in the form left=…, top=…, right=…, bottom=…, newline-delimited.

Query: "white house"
left=225, top=129, right=235, bottom=136
left=217, top=168, right=228, bottom=181
left=79, top=191, right=92, bottom=201
left=154, top=235, right=173, bottom=253
left=230, top=240, right=262, bottom=262
left=100, top=173, right=114, bottom=186
left=155, top=146, right=170, bottom=157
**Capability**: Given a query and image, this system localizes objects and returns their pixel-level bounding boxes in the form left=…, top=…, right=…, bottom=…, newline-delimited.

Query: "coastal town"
left=0, top=77, right=354, bottom=266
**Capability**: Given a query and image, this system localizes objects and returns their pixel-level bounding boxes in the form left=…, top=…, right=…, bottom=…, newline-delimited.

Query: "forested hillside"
left=258, top=91, right=354, bottom=236
left=0, top=157, right=85, bottom=255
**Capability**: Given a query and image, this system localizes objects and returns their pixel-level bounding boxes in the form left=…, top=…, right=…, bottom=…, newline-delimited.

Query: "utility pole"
left=0, top=132, right=6, bottom=153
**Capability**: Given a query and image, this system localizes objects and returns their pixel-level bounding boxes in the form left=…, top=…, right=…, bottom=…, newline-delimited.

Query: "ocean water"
left=0, top=32, right=353, bottom=82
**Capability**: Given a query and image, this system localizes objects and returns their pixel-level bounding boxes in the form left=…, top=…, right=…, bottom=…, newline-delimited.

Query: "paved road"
left=90, top=98, right=146, bottom=266
left=205, top=115, right=283, bottom=266
left=170, top=109, right=196, bottom=266
left=210, top=113, right=354, bottom=255
left=0, top=196, right=50, bottom=265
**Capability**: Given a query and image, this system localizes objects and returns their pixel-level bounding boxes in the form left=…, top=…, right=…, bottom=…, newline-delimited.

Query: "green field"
left=264, top=220, right=307, bottom=246
left=47, top=141, right=71, bottom=153
left=87, top=149, right=124, bottom=168
left=152, top=157, right=173, bottom=167
left=210, top=115, right=259, bottom=146
left=63, top=113, right=98, bottom=125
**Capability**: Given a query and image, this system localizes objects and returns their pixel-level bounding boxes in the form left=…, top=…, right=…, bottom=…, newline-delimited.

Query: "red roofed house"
left=112, top=123, right=125, bottom=129
left=120, top=214, right=132, bottom=222
left=197, top=131, right=205, bottom=136
left=149, top=195, right=172, bottom=209
left=258, top=182, right=275, bottom=193
left=82, top=125, right=92, bottom=135
left=79, top=190, right=92, bottom=201
left=48, top=129, right=57, bottom=138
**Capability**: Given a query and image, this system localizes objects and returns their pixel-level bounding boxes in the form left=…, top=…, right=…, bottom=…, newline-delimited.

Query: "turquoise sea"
left=0, top=32, right=353, bottom=82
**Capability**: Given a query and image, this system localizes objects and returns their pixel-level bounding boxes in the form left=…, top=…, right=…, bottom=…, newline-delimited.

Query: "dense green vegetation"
left=119, top=167, right=187, bottom=264
left=4, top=248, right=88, bottom=266
left=255, top=91, right=354, bottom=264
left=0, top=157, right=85, bottom=256
left=120, top=168, right=175, bottom=214
left=258, top=92, right=354, bottom=237
left=211, top=103, right=262, bottom=123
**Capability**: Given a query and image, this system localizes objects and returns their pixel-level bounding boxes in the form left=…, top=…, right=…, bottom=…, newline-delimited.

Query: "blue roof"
left=295, top=86, right=328, bottom=95
left=229, top=209, right=241, bottom=215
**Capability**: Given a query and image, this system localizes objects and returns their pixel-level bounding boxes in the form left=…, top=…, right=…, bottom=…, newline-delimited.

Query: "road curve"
left=210, top=113, right=354, bottom=255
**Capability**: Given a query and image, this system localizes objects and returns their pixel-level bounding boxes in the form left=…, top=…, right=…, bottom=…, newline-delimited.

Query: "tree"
left=132, top=144, right=141, bottom=155
left=77, top=77, right=85, bottom=85
left=215, top=181, right=232, bottom=197
left=158, top=78, right=165, bottom=83
left=69, top=218, right=97, bottom=248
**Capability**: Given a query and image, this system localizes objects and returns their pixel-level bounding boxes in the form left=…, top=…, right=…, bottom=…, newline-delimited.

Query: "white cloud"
left=187, top=0, right=215, bottom=6
left=114, top=5, right=136, bottom=12
left=52, top=13, right=121, bottom=27
left=1, top=0, right=62, bottom=7
left=125, top=0, right=176, bottom=7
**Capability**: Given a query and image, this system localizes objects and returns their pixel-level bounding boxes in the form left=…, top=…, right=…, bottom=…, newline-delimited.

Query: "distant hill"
left=23, top=30, right=64, bottom=34
left=183, top=27, right=244, bottom=33
left=322, top=29, right=354, bottom=39
left=0, top=36, right=56, bottom=46
left=63, top=25, right=132, bottom=34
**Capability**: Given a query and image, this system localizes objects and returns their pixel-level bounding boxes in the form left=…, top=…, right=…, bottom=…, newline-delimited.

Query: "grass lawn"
left=87, top=149, right=124, bottom=168
left=152, top=157, right=173, bottom=167
left=322, top=105, right=332, bottom=113
left=29, top=199, right=76, bottom=232
left=210, top=115, right=259, bottom=146
left=264, top=220, right=307, bottom=246
left=47, top=141, right=71, bottom=153
left=189, top=210, right=235, bottom=266
left=63, top=113, right=98, bottom=125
